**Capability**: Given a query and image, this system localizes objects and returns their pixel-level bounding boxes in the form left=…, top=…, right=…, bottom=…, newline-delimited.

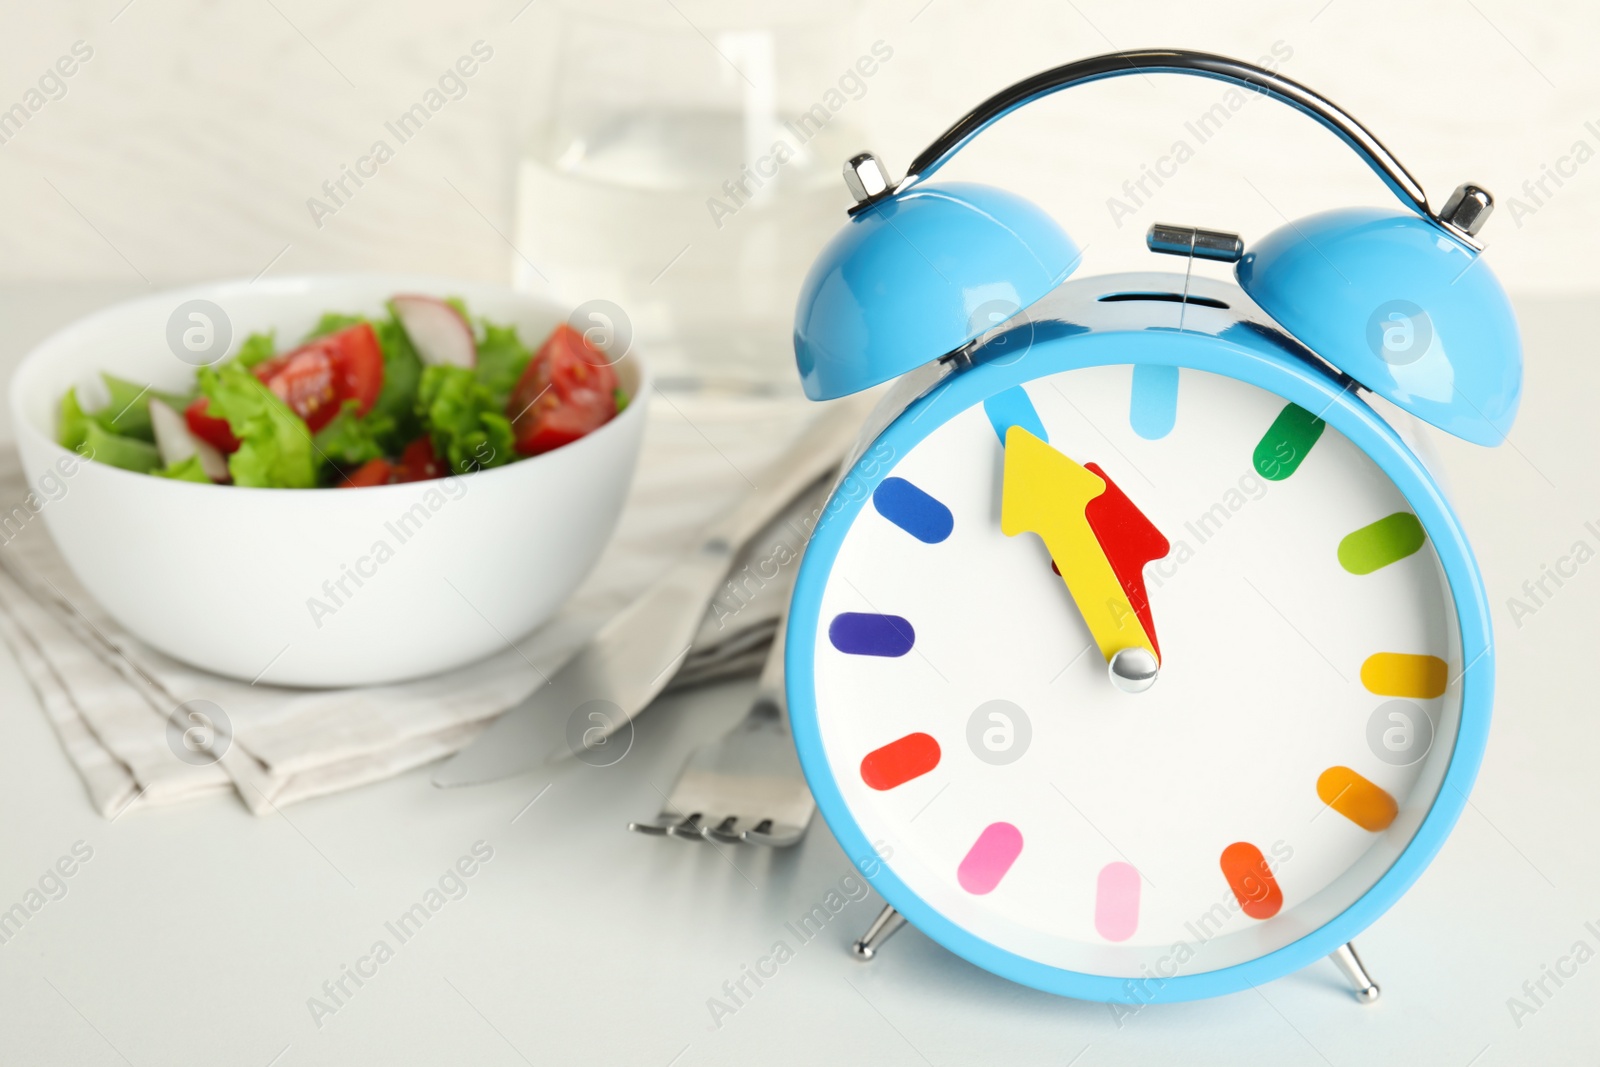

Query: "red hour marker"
left=859, top=733, right=941, bottom=791
left=1219, top=841, right=1283, bottom=920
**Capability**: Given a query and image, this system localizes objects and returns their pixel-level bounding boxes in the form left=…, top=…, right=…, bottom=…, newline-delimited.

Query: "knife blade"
left=432, top=396, right=870, bottom=787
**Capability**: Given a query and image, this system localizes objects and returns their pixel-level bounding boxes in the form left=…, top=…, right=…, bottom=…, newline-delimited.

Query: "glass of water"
left=515, top=0, right=874, bottom=393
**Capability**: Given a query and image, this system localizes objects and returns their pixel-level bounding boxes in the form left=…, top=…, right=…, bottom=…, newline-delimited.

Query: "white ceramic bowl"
left=9, top=275, right=649, bottom=687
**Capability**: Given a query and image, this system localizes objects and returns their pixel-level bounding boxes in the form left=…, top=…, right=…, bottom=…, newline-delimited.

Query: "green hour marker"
left=1338, top=512, right=1426, bottom=574
left=1253, top=403, right=1325, bottom=481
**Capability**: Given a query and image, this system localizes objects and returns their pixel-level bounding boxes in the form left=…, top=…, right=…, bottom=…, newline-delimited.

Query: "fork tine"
left=666, top=813, right=705, bottom=840
left=627, top=820, right=672, bottom=835
left=703, top=815, right=742, bottom=843
left=741, top=821, right=806, bottom=848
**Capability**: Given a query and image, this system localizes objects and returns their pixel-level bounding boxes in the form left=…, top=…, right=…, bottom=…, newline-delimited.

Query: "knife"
left=431, top=396, right=870, bottom=787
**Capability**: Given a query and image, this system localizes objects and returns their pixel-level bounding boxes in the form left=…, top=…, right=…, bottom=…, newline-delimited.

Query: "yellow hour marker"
left=1317, top=766, right=1398, bottom=832
left=1361, top=653, right=1448, bottom=699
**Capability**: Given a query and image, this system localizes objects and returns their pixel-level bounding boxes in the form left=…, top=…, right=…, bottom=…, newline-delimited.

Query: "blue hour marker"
left=873, top=477, right=953, bottom=543
left=984, top=386, right=1047, bottom=445
left=1129, top=364, right=1178, bottom=440
left=829, top=613, right=915, bottom=657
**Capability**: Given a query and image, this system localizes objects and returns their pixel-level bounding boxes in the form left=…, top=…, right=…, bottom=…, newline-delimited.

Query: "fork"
left=628, top=614, right=815, bottom=847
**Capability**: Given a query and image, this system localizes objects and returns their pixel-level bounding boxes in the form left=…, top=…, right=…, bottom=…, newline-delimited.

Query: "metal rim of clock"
left=785, top=328, right=1493, bottom=1002
left=843, top=49, right=1492, bottom=248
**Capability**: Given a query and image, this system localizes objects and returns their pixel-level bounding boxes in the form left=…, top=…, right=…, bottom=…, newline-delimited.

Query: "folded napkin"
left=0, top=393, right=832, bottom=818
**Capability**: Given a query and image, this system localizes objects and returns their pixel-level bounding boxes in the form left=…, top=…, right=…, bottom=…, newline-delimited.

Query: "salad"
left=57, top=295, right=627, bottom=488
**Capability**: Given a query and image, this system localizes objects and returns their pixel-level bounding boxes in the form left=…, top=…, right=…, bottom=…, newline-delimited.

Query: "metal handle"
left=894, top=49, right=1442, bottom=228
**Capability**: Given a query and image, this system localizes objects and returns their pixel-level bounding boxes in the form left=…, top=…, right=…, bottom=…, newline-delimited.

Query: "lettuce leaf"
left=96, top=374, right=154, bottom=438
left=59, top=387, right=92, bottom=451
left=235, top=330, right=278, bottom=369
left=93, top=374, right=158, bottom=441
left=80, top=422, right=161, bottom=473
left=198, top=362, right=316, bottom=489
left=314, top=400, right=396, bottom=470
left=416, top=365, right=513, bottom=475
left=372, top=311, right=422, bottom=433
left=153, top=455, right=210, bottom=482
left=87, top=374, right=197, bottom=442
left=475, top=321, right=532, bottom=409
left=63, top=377, right=192, bottom=458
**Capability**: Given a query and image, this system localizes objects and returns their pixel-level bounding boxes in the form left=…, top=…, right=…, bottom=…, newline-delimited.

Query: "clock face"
left=803, top=362, right=1463, bottom=979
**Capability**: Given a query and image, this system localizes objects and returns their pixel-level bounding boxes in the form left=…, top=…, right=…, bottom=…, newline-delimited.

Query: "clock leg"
left=851, top=904, right=907, bottom=961
left=1328, top=942, right=1380, bottom=1003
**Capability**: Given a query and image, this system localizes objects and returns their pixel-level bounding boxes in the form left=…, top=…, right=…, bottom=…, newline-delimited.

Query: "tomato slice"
left=513, top=397, right=615, bottom=456
left=509, top=323, right=619, bottom=456
left=253, top=322, right=384, bottom=433
left=394, top=437, right=445, bottom=482
left=327, top=322, right=385, bottom=414
left=184, top=397, right=240, bottom=453
left=338, top=458, right=394, bottom=488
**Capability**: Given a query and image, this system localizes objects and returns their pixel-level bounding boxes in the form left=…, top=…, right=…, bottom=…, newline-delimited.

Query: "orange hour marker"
left=1317, top=766, right=1398, bottom=832
left=1361, top=652, right=1448, bottom=699
left=1219, top=842, right=1283, bottom=920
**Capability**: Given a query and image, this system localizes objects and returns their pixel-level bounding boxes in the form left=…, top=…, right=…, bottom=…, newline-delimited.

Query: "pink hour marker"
left=1094, top=862, right=1141, bottom=941
left=957, top=822, right=1023, bottom=895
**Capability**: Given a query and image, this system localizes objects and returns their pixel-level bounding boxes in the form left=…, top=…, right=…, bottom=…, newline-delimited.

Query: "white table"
left=0, top=287, right=1596, bottom=1066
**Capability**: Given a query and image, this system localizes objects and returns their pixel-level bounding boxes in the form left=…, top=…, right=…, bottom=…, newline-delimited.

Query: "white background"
left=0, top=0, right=1594, bottom=293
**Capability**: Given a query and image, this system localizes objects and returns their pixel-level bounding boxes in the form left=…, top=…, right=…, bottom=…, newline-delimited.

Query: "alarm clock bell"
left=1237, top=204, right=1520, bottom=445
left=793, top=175, right=1082, bottom=402
left=794, top=52, right=1521, bottom=447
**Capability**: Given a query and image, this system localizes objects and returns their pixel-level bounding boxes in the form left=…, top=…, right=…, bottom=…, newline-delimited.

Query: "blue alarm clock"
left=784, top=49, right=1519, bottom=1006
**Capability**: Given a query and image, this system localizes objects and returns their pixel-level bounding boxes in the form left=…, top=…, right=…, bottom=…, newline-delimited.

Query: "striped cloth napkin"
left=0, top=393, right=828, bottom=818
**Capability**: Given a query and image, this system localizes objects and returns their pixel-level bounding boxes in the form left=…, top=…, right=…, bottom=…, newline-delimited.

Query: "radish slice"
left=150, top=398, right=228, bottom=482
left=391, top=294, right=476, bottom=367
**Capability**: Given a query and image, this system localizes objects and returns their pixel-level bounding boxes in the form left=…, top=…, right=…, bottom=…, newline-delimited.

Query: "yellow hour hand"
left=1000, top=426, right=1159, bottom=690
